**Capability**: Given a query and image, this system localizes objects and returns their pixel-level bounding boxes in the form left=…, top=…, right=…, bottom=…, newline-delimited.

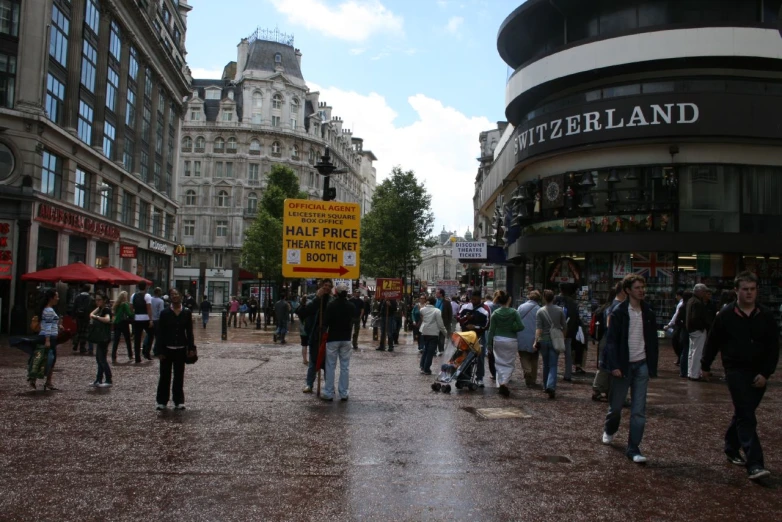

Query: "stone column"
left=13, top=0, right=49, bottom=114
left=63, top=0, right=86, bottom=133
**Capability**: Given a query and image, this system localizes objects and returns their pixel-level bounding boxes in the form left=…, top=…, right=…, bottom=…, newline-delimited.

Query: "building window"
left=252, top=91, right=262, bottom=123
left=98, top=181, right=113, bottom=217
left=152, top=208, right=162, bottom=236
left=80, top=40, right=97, bottom=92
left=182, top=252, right=192, bottom=267
left=0, top=0, right=20, bottom=37
left=182, top=136, right=192, bottom=152
left=84, top=0, right=99, bottom=34
left=248, top=163, right=259, bottom=182
left=123, top=137, right=134, bottom=172
left=274, top=53, right=281, bottom=64
left=680, top=165, right=740, bottom=233
left=142, top=105, right=151, bottom=142
left=105, top=68, right=119, bottom=112
left=271, top=115, right=280, bottom=127
left=49, top=5, right=69, bottom=66
left=214, top=137, right=225, bottom=153
left=125, top=89, right=136, bottom=127
left=77, top=99, right=93, bottom=144
left=138, top=200, right=149, bottom=231
left=140, top=150, right=149, bottom=182
left=153, top=163, right=161, bottom=190
left=194, top=161, right=201, bottom=177
left=225, top=162, right=233, bottom=178
left=183, top=219, right=195, bottom=236
left=272, top=93, right=282, bottom=110
left=45, top=74, right=65, bottom=124
left=162, top=6, right=170, bottom=26
left=155, top=119, right=163, bottom=154
left=184, top=160, right=191, bottom=177
left=0, top=51, right=15, bottom=108
left=290, top=97, right=299, bottom=129
left=227, top=137, right=237, bottom=153
left=128, top=46, right=138, bottom=82
left=213, top=252, right=223, bottom=268
left=74, top=168, right=90, bottom=209
left=109, top=21, right=121, bottom=60
left=165, top=165, right=172, bottom=196
left=214, top=161, right=223, bottom=178
left=292, top=145, right=299, bottom=160
left=247, top=192, right=258, bottom=213
left=103, top=121, right=115, bottom=159
left=309, top=148, right=316, bottom=164
left=216, top=220, right=228, bottom=237
left=217, top=190, right=229, bottom=207
left=205, top=89, right=220, bottom=100
left=271, top=141, right=280, bottom=155
left=195, top=136, right=205, bottom=152
left=157, top=91, right=166, bottom=114
left=185, top=189, right=196, bottom=206
left=41, top=150, right=62, bottom=198
left=165, top=214, right=174, bottom=240
left=222, top=111, right=232, bottom=121
left=144, top=68, right=153, bottom=98
left=121, top=192, right=134, bottom=225
left=249, top=140, right=261, bottom=155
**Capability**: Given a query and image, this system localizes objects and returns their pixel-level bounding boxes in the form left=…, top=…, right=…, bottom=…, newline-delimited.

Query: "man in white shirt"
left=418, top=296, right=447, bottom=375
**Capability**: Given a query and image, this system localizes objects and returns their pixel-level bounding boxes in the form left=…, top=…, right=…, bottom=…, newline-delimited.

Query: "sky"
left=185, top=0, right=522, bottom=237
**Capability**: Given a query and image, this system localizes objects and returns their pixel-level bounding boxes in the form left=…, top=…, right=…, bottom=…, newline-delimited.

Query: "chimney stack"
left=235, top=38, right=249, bottom=81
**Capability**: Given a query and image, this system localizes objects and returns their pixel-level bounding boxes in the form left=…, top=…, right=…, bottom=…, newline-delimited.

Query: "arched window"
left=249, top=139, right=261, bottom=155
left=195, top=136, right=205, bottom=151
left=185, top=190, right=197, bottom=206
left=290, top=97, right=299, bottom=129
left=308, top=148, right=316, bottom=164
left=252, top=91, right=263, bottom=124
left=274, top=53, right=281, bottom=64
left=290, top=97, right=299, bottom=112
left=247, top=192, right=258, bottom=212
left=292, top=145, right=299, bottom=159
left=272, top=93, right=282, bottom=110
left=227, top=137, right=237, bottom=152
left=217, top=190, right=229, bottom=207
left=214, top=137, right=225, bottom=152
left=181, top=136, right=192, bottom=151
left=271, top=141, right=280, bottom=155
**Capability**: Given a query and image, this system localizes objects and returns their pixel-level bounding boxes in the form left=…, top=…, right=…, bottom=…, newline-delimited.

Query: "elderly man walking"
left=418, top=296, right=447, bottom=375
left=321, top=284, right=355, bottom=401
left=686, top=284, right=711, bottom=381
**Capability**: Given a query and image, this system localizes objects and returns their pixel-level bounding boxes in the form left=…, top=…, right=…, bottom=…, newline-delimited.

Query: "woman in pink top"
left=228, top=297, right=240, bottom=327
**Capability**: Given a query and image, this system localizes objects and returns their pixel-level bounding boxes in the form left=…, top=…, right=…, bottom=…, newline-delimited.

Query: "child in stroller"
left=432, top=331, right=482, bottom=393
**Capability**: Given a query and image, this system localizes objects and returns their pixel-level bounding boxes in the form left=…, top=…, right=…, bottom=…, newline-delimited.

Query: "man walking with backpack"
left=71, top=284, right=95, bottom=355
left=131, top=282, right=153, bottom=363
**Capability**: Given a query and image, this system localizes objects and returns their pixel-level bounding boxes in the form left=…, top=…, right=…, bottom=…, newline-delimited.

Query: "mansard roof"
left=245, top=40, right=304, bottom=81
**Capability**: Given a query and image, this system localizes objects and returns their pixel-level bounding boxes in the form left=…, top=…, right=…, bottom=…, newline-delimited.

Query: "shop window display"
left=742, top=255, right=782, bottom=330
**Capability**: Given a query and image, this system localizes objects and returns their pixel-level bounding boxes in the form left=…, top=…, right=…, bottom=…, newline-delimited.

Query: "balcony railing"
left=227, top=147, right=237, bottom=154
left=194, top=147, right=205, bottom=153
left=244, top=208, right=257, bottom=218
left=249, top=149, right=261, bottom=156
left=271, top=152, right=281, bottom=158
left=246, top=179, right=261, bottom=186
left=214, top=147, right=225, bottom=153
left=181, top=147, right=192, bottom=153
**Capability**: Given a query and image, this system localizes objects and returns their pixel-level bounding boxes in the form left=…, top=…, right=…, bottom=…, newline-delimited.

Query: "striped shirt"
left=41, top=307, right=59, bottom=339
left=628, top=304, right=646, bottom=362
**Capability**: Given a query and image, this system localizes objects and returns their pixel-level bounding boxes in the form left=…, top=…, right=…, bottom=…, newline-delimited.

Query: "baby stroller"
left=432, top=331, right=482, bottom=393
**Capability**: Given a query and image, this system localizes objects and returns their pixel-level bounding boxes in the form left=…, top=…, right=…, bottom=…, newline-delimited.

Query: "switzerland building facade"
left=174, top=29, right=377, bottom=306
left=477, top=0, right=782, bottom=329
left=0, top=0, right=192, bottom=334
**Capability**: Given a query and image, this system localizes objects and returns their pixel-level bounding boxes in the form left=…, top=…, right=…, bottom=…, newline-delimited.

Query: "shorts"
left=300, top=336, right=308, bottom=347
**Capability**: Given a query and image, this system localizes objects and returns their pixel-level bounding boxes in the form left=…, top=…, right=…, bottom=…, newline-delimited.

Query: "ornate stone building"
left=174, top=29, right=377, bottom=305
left=414, top=227, right=469, bottom=287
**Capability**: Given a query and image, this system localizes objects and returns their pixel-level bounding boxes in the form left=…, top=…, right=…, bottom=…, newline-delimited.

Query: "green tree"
left=361, top=167, right=435, bottom=280
left=242, top=164, right=307, bottom=282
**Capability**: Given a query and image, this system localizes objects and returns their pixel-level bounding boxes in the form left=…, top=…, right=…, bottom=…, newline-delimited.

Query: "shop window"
left=68, top=235, right=87, bottom=264
left=36, top=227, right=58, bottom=270
left=741, top=166, right=782, bottom=234
left=679, top=165, right=739, bottom=233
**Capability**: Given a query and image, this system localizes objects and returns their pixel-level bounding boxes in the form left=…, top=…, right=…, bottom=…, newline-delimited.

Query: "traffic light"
left=190, top=280, right=197, bottom=292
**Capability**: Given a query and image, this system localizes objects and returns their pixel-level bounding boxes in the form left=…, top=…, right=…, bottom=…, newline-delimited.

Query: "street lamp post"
left=315, top=147, right=348, bottom=201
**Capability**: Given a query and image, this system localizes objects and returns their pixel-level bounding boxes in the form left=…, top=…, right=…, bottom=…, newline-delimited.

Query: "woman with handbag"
left=535, top=289, right=568, bottom=399
left=111, top=291, right=133, bottom=362
left=28, top=289, right=61, bottom=390
left=88, top=293, right=113, bottom=388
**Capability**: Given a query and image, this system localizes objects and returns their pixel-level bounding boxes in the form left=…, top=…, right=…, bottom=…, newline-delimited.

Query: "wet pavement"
left=1, top=318, right=781, bottom=521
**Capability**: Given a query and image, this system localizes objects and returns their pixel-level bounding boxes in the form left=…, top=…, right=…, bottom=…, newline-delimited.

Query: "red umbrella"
left=21, top=262, right=116, bottom=284
left=99, top=266, right=152, bottom=285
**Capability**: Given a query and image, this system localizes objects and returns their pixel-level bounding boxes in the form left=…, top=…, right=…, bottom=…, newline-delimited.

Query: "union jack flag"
left=633, top=253, right=674, bottom=280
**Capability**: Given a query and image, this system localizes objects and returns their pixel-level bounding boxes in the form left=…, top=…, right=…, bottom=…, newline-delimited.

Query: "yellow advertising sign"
left=282, top=199, right=361, bottom=279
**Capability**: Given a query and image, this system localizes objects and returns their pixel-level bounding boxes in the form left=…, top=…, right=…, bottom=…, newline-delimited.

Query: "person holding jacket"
left=487, top=291, right=524, bottom=397
left=418, top=296, right=447, bottom=375
left=686, top=284, right=711, bottom=381
left=601, top=274, right=659, bottom=465
left=321, top=284, right=356, bottom=402
left=517, top=290, right=541, bottom=388
left=702, top=272, right=779, bottom=481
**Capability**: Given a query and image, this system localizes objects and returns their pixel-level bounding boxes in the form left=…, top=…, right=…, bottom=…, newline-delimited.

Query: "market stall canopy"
left=21, top=262, right=116, bottom=284
left=99, top=266, right=152, bottom=285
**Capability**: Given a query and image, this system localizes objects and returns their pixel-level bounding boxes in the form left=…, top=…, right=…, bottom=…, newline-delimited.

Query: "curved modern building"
left=477, top=0, right=782, bottom=328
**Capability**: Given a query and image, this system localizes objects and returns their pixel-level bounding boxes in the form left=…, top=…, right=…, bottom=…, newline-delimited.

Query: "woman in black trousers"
left=154, top=289, right=194, bottom=411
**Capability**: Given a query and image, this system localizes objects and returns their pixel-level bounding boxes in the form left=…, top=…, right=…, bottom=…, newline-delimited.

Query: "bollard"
left=221, top=311, right=228, bottom=341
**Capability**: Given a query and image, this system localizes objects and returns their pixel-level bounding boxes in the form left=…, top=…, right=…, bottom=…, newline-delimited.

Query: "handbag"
left=542, top=308, right=566, bottom=354
left=30, top=315, right=41, bottom=334
left=185, top=344, right=198, bottom=364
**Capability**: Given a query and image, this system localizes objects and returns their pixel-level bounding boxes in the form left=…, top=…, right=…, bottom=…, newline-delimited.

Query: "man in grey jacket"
left=418, top=296, right=447, bottom=375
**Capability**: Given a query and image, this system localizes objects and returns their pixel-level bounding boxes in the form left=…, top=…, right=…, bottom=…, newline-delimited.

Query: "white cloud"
left=189, top=66, right=225, bottom=79
left=309, top=83, right=491, bottom=236
left=445, top=16, right=464, bottom=35
left=348, top=48, right=366, bottom=55
left=270, top=0, right=403, bottom=42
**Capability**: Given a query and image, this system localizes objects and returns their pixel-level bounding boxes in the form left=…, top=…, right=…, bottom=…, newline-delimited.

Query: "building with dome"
left=414, top=227, right=470, bottom=291
left=174, top=28, right=377, bottom=305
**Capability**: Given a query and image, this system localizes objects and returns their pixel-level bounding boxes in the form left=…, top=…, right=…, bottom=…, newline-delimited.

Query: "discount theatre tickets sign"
left=282, top=199, right=361, bottom=279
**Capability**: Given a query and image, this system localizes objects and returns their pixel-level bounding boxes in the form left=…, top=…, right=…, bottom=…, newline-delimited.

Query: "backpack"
left=74, top=294, right=91, bottom=318
left=132, top=292, right=147, bottom=315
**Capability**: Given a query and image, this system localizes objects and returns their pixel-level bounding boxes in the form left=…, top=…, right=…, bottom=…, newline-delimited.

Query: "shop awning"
left=21, top=262, right=116, bottom=284
left=99, top=266, right=152, bottom=285
left=238, top=268, right=258, bottom=280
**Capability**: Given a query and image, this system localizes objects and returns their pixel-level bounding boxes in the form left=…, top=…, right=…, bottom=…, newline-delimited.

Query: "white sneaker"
left=98, top=382, right=113, bottom=388
left=156, top=403, right=166, bottom=411
left=89, top=381, right=99, bottom=388
left=477, top=379, right=484, bottom=388
left=602, top=432, right=614, bottom=445
left=303, top=385, right=313, bottom=393
left=632, top=454, right=648, bottom=464
left=174, top=404, right=186, bottom=410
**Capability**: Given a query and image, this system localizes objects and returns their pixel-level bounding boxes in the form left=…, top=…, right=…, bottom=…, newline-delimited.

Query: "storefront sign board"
left=376, top=278, right=403, bottom=300
left=282, top=199, right=361, bottom=279
left=148, top=239, right=170, bottom=255
left=613, top=253, right=632, bottom=278
left=120, top=245, right=137, bottom=258
left=0, top=221, right=13, bottom=280
left=452, top=241, right=487, bottom=260
left=36, top=203, right=121, bottom=241
left=435, top=279, right=460, bottom=297
left=332, top=278, right=353, bottom=294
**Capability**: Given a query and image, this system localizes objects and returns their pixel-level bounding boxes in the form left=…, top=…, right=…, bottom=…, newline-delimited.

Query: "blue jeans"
left=323, top=340, right=352, bottom=399
left=379, top=316, right=396, bottom=348
left=563, top=338, right=572, bottom=379
left=605, top=360, right=649, bottom=457
left=94, top=341, right=112, bottom=384
left=419, top=335, right=438, bottom=373
left=540, top=341, right=559, bottom=391
left=202, top=312, right=210, bottom=327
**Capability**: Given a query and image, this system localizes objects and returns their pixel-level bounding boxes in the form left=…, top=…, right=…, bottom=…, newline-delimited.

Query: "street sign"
left=435, top=279, right=460, bottom=297
left=282, top=199, right=361, bottom=279
left=452, top=241, right=487, bottom=260
left=376, top=278, right=403, bottom=300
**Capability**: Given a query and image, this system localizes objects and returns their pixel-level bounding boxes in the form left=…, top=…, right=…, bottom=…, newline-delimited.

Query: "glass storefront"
left=136, top=249, right=170, bottom=290
left=68, top=235, right=87, bottom=264
left=36, top=227, right=58, bottom=270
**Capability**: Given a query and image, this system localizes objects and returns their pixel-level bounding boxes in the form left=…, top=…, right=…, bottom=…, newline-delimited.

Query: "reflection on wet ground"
left=0, top=322, right=780, bottom=521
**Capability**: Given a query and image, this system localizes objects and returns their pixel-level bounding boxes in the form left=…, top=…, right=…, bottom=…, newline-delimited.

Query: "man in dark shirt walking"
left=702, top=271, right=779, bottom=481
left=321, top=284, right=356, bottom=401
left=376, top=298, right=398, bottom=352
left=154, top=289, right=194, bottom=411
left=686, top=284, right=711, bottom=380
left=274, top=291, right=291, bottom=344
left=349, top=290, right=364, bottom=350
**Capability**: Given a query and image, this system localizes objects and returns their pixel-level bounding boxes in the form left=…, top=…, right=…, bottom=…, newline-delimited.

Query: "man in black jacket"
left=601, top=274, right=659, bottom=464
left=376, top=298, right=398, bottom=352
left=321, top=284, right=356, bottom=401
left=686, top=284, right=710, bottom=380
left=554, top=283, right=581, bottom=381
left=303, top=279, right=332, bottom=394
left=702, top=272, right=779, bottom=481
left=154, top=289, right=194, bottom=411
